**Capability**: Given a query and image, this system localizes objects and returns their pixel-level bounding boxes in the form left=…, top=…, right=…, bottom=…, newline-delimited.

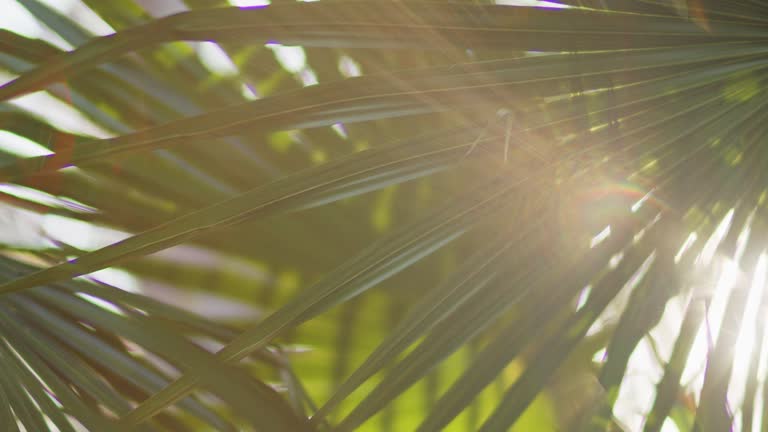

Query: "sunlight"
left=229, top=0, right=269, bottom=6
left=0, top=184, right=96, bottom=213
left=728, top=253, right=767, bottom=412
left=0, top=130, right=53, bottom=157
left=679, top=209, right=748, bottom=408
left=299, top=69, right=319, bottom=87
left=196, top=42, right=239, bottom=76
left=76, top=291, right=128, bottom=315
left=576, top=285, right=591, bottom=311
left=675, top=232, right=698, bottom=263
left=43, top=214, right=128, bottom=251
left=38, top=0, right=114, bottom=36
left=655, top=215, right=767, bottom=431
left=338, top=55, right=363, bottom=78
left=85, top=268, right=140, bottom=294
left=0, top=0, right=71, bottom=49
left=614, top=337, right=664, bottom=431
left=495, top=0, right=569, bottom=8
left=0, top=203, right=48, bottom=248
left=681, top=257, right=741, bottom=401
left=0, top=71, right=112, bottom=139
left=609, top=252, right=624, bottom=269
left=632, top=190, right=655, bottom=213
left=650, top=296, right=687, bottom=363
left=266, top=44, right=307, bottom=73
left=611, top=208, right=757, bottom=430
left=661, top=418, right=681, bottom=432
left=754, top=325, right=768, bottom=429
left=590, top=226, right=611, bottom=248
left=588, top=253, right=655, bottom=339
left=699, top=209, right=735, bottom=265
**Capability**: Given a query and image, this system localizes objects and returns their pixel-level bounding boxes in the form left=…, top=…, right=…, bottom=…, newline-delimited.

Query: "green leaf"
left=4, top=42, right=768, bottom=179
left=3, top=2, right=766, bottom=100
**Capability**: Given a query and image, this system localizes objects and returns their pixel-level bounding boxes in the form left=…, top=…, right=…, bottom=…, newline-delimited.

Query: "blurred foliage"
left=1, top=0, right=768, bottom=431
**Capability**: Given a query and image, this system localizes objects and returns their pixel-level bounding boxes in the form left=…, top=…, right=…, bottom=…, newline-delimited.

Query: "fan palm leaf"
left=1, top=1, right=768, bottom=431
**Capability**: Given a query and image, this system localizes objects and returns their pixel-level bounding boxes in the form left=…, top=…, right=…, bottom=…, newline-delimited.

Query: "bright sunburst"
left=611, top=207, right=768, bottom=432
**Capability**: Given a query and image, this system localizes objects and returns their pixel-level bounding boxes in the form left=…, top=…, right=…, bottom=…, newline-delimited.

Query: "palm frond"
left=2, top=1, right=768, bottom=431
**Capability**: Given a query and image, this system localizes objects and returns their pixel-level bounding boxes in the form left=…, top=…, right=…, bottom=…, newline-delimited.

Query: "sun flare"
left=610, top=207, right=768, bottom=432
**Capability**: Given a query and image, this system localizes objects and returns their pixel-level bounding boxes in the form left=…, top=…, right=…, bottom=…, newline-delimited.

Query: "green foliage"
left=1, top=0, right=768, bottom=431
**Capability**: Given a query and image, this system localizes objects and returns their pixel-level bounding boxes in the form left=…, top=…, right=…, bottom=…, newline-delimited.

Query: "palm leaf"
left=2, top=1, right=768, bottom=431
